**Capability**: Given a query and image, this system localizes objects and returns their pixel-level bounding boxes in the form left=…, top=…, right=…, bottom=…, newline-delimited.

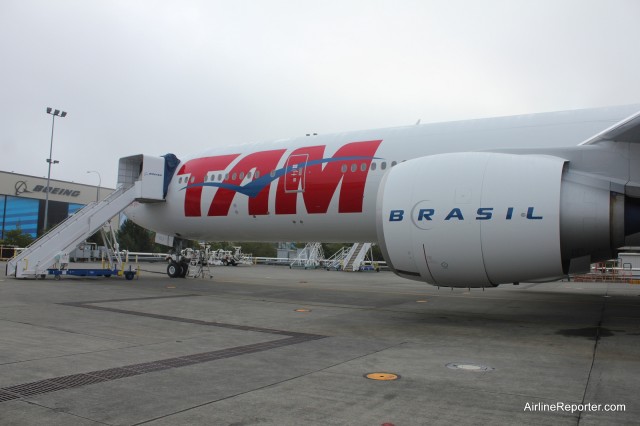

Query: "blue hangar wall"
left=0, top=171, right=113, bottom=238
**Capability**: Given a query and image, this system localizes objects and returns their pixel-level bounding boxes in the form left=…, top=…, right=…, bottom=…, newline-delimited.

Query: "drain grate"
left=126, top=362, right=172, bottom=374
left=50, top=374, right=108, bottom=388
left=158, top=357, right=199, bottom=368
left=0, top=295, right=329, bottom=403
left=0, top=390, right=19, bottom=402
left=0, top=337, right=325, bottom=402
left=181, top=352, right=224, bottom=362
left=87, top=368, right=142, bottom=380
left=4, top=380, right=68, bottom=397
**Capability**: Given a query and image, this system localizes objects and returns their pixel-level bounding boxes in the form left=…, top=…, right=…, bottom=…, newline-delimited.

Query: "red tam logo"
left=176, top=139, right=382, bottom=217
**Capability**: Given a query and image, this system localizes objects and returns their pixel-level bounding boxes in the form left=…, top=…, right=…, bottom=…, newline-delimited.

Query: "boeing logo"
left=32, top=184, right=81, bottom=197
left=14, top=181, right=29, bottom=196
left=389, top=207, right=543, bottom=222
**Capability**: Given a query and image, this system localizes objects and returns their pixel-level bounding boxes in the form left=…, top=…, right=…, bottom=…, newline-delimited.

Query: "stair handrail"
left=350, top=242, right=372, bottom=271
left=13, top=185, right=129, bottom=256
left=325, top=246, right=349, bottom=269
left=343, top=243, right=361, bottom=268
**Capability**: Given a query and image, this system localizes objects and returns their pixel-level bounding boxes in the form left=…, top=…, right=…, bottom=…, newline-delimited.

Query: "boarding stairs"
left=343, top=242, right=372, bottom=272
left=6, top=154, right=170, bottom=279
left=290, top=242, right=324, bottom=269
left=324, top=246, right=350, bottom=270
left=7, top=185, right=137, bottom=278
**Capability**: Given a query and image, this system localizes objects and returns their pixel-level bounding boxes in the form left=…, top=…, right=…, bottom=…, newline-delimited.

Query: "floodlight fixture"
left=43, top=107, right=68, bottom=230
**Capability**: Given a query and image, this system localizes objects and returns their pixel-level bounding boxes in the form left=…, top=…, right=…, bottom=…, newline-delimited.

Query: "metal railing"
left=0, top=246, right=23, bottom=261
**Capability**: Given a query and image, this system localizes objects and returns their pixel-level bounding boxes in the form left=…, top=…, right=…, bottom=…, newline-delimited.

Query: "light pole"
left=87, top=170, right=101, bottom=202
left=44, top=107, right=67, bottom=230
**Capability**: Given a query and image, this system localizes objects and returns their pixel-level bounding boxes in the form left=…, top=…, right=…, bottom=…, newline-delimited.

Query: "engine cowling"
left=376, top=152, right=621, bottom=287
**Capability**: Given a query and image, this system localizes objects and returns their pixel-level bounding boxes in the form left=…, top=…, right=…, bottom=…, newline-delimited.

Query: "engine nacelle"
left=376, top=152, right=622, bottom=287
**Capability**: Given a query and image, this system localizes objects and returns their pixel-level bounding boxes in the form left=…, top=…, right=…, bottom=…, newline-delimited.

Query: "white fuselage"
left=126, top=105, right=638, bottom=242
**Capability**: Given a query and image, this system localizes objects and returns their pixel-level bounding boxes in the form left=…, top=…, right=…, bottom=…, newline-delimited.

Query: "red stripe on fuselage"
left=276, top=140, right=382, bottom=214
left=177, top=154, right=239, bottom=217
left=176, top=139, right=382, bottom=217
left=209, top=149, right=286, bottom=216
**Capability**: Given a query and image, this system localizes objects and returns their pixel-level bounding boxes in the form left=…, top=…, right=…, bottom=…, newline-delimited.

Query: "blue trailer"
left=47, top=267, right=136, bottom=280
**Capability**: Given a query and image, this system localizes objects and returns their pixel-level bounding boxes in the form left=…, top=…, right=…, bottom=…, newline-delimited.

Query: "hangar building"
left=0, top=170, right=113, bottom=238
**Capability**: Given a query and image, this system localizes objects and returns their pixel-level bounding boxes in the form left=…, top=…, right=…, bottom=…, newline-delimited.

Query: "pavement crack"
left=19, top=400, right=113, bottom=425
left=0, top=316, right=126, bottom=343
left=577, top=284, right=609, bottom=425
left=131, top=340, right=409, bottom=426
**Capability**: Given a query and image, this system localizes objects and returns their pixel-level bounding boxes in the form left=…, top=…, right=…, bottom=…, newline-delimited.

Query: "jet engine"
left=376, top=152, right=624, bottom=287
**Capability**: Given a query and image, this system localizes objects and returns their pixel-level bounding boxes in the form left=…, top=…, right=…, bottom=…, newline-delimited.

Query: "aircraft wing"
left=580, top=109, right=640, bottom=145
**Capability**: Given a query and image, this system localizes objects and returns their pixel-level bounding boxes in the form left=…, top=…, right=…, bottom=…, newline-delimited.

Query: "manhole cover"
left=365, top=373, right=400, bottom=381
left=446, top=363, right=494, bottom=372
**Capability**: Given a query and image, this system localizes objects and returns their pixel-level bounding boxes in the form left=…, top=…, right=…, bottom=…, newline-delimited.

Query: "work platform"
left=0, top=263, right=638, bottom=425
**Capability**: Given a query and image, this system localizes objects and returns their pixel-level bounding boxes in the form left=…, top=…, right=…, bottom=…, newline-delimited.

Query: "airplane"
left=120, top=103, right=640, bottom=288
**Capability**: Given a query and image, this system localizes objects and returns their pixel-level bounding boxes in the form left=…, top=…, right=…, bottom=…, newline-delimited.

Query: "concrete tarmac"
left=0, top=262, right=639, bottom=425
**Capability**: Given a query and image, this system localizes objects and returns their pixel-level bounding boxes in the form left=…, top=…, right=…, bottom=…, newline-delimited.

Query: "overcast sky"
left=2, top=0, right=640, bottom=187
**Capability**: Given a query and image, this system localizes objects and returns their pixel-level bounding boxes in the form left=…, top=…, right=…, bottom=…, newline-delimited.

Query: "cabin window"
left=381, top=162, right=387, bottom=170
left=341, top=164, right=347, bottom=173
left=225, top=173, right=229, bottom=180
left=371, top=162, right=377, bottom=171
left=232, top=172, right=237, bottom=180
left=361, top=163, right=367, bottom=172
left=218, top=174, right=222, bottom=181
left=391, top=161, right=397, bottom=167
left=190, top=176, right=195, bottom=183
left=239, top=172, right=245, bottom=180
left=255, top=170, right=260, bottom=179
left=247, top=171, right=252, bottom=179
left=351, top=163, right=357, bottom=172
